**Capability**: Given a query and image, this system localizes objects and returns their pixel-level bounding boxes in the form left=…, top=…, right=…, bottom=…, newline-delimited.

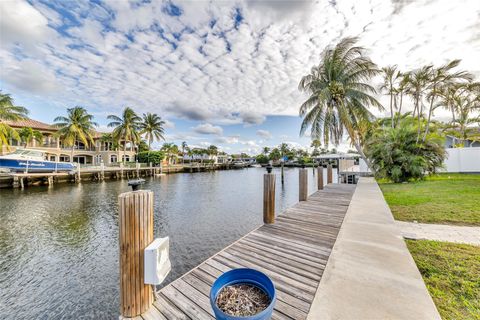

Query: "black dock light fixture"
left=128, top=179, right=146, bottom=191
left=266, top=163, right=273, bottom=174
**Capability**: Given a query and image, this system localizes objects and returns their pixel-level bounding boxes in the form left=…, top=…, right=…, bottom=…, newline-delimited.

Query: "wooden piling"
left=318, top=166, right=324, bottom=190
left=299, top=168, right=308, bottom=201
left=327, top=164, right=333, bottom=184
left=263, top=173, right=275, bottom=224
left=118, top=190, right=154, bottom=318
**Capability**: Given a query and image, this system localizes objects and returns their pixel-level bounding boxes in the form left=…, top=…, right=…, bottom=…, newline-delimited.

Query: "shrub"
left=137, top=151, right=164, bottom=165
left=256, top=154, right=269, bottom=164
left=365, top=122, right=446, bottom=183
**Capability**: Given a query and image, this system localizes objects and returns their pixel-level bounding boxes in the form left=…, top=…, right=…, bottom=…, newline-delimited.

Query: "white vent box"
left=144, top=237, right=171, bottom=285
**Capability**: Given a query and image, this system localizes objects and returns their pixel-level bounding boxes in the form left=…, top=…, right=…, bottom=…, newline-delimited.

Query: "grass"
left=407, top=240, right=480, bottom=320
left=379, top=173, right=480, bottom=225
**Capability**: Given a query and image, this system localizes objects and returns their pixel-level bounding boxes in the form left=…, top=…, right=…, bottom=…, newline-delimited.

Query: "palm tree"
left=107, top=107, right=141, bottom=163
left=298, top=37, right=383, bottom=164
left=423, top=60, right=473, bottom=141
left=380, top=65, right=401, bottom=127
left=262, top=146, right=270, bottom=155
left=405, top=66, right=432, bottom=141
left=0, top=92, right=28, bottom=150
left=54, top=107, right=97, bottom=162
left=139, top=113, right=165, bottom=150
left=181, top=141, right=187, bottom=164
left=440, top=82, right=480, bottom=146
left=18, top=127, right=43, bottom=148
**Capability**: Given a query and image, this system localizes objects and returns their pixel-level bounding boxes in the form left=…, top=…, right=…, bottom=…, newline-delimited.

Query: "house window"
left=110, top=155, right=117, bottom=163
left=50, top=155, right=56, bottom=161
left=122, top=155, right=130, bottom=162
left=59, top=155, right=70, bottom=162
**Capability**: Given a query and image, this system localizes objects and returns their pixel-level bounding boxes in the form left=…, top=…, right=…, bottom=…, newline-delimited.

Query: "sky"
left=1, top=0, right=480, bottom=154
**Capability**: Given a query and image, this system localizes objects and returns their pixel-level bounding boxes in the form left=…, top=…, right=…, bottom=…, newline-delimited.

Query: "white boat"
left=0, top=149, right=76, bottom=173
left=232, top=161, right=247, bottom=168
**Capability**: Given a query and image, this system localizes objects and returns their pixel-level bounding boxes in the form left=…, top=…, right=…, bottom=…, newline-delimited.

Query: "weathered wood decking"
left=140, top=183, right=356, bottom=320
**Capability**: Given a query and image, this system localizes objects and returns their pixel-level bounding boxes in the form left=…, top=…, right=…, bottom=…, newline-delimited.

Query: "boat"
left=232, top=160, right=247, bottom=168
left=0, top=149, right=76, bottom=173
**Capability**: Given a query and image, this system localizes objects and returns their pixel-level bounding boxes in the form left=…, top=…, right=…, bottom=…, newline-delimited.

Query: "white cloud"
left=256, top=129, right=272, bottom=139
left=192, top=123, right=223, bottom=135
left=1, top=0, right=479, bottom=133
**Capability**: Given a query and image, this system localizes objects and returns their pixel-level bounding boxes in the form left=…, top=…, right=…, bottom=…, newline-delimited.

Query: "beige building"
left=1, top=119, right=137, bottom=165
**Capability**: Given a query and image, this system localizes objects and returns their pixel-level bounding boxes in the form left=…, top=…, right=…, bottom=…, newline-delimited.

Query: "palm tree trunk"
left=389, top=84, right=394, bottom=128
left=396, top=93, right=403, bottom=128
left=423, top=92, right=436, bottom=142
left=353, top=142, right=375, bottom=175
left=123, top=141, right=127, bottom=164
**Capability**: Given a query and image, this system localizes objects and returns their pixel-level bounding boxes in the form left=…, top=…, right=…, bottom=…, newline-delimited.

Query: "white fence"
left=443, top=147, right=480, bottom=173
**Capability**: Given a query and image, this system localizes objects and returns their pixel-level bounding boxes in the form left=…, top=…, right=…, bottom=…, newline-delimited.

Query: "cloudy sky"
left=1, top=0, right=479, bottom=154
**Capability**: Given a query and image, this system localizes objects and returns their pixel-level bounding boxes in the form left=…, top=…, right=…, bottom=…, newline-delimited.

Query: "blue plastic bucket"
left=210, top=268, right=276, bottom=320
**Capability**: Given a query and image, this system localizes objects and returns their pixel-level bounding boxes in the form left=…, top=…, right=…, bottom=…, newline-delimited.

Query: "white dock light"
left=144, top=237, right=171, bottom=285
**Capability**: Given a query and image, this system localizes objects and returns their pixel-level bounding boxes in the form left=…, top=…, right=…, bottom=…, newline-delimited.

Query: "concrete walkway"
left=307, top=177, right=441, bottom=320
left=397, top=221, right=480, bottom=246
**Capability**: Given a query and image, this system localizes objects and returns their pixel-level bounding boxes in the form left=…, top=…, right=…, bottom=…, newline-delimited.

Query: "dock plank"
left=142, top=183, right=356, bottom=320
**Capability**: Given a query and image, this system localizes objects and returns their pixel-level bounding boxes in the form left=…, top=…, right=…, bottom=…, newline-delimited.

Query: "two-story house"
left=1, top=118, right=137, bottom=165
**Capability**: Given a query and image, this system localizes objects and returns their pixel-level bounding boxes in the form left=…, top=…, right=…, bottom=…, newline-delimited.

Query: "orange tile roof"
left=2, top=118, right=56, bottom=131
left=2, top=118, right=105, bottom=138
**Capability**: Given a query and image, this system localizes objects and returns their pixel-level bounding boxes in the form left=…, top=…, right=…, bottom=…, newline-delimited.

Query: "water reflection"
left=0, top=167, right=336, bottom=319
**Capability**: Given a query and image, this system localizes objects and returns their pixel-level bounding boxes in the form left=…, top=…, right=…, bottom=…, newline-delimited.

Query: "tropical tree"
left=440, top=83, right=480, bottom=146
left=262, top=146, right=270, bottom=155
left=107, top=107, right=141, bottom=163
left=405, top=66, right=432, bottom=140
left=298, top=37, right=383, bottom=165
left=365, top=118, right=446, bottom=183
left=0, top=92, right=28, bottom=150
left=139, top=113, right=165, bottom=150
left=380, top=65, right=401, bottom=127
left=54, top=107, right=97, bottom=161
left=181, top=141, right=188, bottom=164
left=18, top=127, right=43, bottom=148
left=161, top=143, right=179, bottom=164
left=422, top=60, right=473, bottom=141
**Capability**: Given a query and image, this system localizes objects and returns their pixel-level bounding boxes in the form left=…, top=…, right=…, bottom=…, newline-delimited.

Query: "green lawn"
left=407, top=240, right=480, bottom=320
left=379, top=173, right=480, bottom=225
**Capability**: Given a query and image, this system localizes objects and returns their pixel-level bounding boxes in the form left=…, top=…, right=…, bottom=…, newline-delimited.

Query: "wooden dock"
left=139, top=183, right=356, bottom=320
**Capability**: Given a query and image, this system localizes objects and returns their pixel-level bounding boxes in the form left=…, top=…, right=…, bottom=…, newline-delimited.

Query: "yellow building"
left=1, top=119, right=137, bottom=165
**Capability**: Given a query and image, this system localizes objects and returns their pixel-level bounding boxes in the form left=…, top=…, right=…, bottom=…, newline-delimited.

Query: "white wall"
left=443, top=147, right=480, bottom=172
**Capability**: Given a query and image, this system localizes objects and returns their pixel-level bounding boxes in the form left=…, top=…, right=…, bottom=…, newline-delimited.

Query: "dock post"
left=299, top=167, right=308, bottom=201
left=101, top=163, right=105, bottom=180
left=118, top=190, right=154, bottom=318
left=327, top=164, right=333, bottom=184
left=120, top=163, right=124, bottom=179
left=149, top=162, right=153, bottom=176
left=48, top=176, right=53, bottom=187
left=318, top=166, right=324, bottom=190
left=263, top=165, right=275, bottom=224
left=13, top=176, right=20, bottom=188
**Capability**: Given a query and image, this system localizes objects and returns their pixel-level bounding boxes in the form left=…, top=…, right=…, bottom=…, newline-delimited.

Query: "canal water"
left=0, top=167, right=336, bottom=319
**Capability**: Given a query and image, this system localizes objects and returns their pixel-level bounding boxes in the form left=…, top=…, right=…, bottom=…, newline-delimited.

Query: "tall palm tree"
left=107, top=107, right=141, bottom=163
left=139, top=113, right=165, bottom=150
left=18, top=127, right=43, bottom=148
left=380, top=65, right=400, bottom=127
left=54, top=107, right=98, bottom=162
left=262, top=146, right=270, bottom=155
left=405, top=66, right=432, bottom=141
left=298, top=37, right=383, bottom=163
left=181, top=141, right=188, bottom=164
left=423, top=60, right=473, bottom=141
left=0, top=92, right=28, bottom=150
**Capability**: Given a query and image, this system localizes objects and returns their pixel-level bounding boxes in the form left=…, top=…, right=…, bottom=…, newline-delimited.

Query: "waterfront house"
left=0, top=118, right=137, bottom=165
